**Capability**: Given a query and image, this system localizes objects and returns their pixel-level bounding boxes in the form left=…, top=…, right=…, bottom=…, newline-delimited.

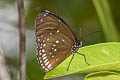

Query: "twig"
left=16, top=0, right=26, bottom=80
left=0, top=51, right=11, bottom=80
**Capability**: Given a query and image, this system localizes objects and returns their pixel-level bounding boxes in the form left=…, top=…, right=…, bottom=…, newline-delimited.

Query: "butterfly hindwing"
left=35, top=10, right=77, bottom=72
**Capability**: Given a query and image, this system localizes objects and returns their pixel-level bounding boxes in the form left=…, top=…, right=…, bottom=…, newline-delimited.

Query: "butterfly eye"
left=35, top=10, right=90, bottom=72
left=77, top=40, right=82, bottom=47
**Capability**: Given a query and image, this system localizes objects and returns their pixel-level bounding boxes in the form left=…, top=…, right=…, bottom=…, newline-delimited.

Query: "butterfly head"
left=76, top=40, right=82, bottom=48
left=71, top=40, right=82, bottom=54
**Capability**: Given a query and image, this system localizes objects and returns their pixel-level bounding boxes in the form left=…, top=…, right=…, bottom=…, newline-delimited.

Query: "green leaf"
left=85, top=71, right=120, bottom=80
left=92, top=0, right=120, bottom=41
left=44, top=42, right=120, bottom=79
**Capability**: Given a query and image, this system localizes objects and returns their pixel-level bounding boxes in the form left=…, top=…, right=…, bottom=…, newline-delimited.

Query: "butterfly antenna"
left=79, top=27, right=82, bottom=40
left=67, top=54, right=75, bottom=71
left=82, top=31, right=103, bottom=40
left=76, top=52, right=90, bottom=65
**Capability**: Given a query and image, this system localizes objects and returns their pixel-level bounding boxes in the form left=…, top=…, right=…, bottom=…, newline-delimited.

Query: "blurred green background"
left=25, top=0, right=105, bottom=45
left=0, top=0, right=120, bottom=80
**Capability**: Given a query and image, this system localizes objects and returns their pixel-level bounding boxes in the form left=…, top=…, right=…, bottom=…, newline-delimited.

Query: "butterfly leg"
left=76, top=52, right=90, bottom=65
left=67, top=54, right=75, bottom=71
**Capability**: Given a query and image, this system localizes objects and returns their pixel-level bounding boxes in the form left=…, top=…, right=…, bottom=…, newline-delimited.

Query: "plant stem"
left=17, top=0, right=26, bottom=80
left=0, top=51, right=11, bottom=80
left=92, top=0, right=119, bottom=41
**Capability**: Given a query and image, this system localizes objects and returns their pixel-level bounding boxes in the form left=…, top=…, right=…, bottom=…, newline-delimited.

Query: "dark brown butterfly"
left=35, top=10, right=90, bottom=72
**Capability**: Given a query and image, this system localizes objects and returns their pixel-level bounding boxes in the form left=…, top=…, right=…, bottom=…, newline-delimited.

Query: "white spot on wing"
left=49, top=53, right=52, bottom=55
left=57, top=30, right=60, bottom=33
left=40, top=47, right=42, bottom=49
left=40, top=19, right=43, bottom=22
left=41, top=64, right=43, bottom=66
left=45, top=61, right=49, bottom=66
left=39, top=57, right=41, bottom=59
left=39, top=50, right=41, bottom=52
left=37, top=43, right=40, bottom=45
left=42, top=49, right=45, bottom=52
left=40, top=60, right=42, bottom=63
left=48, top=64, right=51, bottom=69
left=45, top=10, right=50, bottom=13
left=38, top=39, right=40, bottom=41
left=44, top=59, right=48, bottom=63
left=54, top=49, right=57, bottom=51
left=39, top=53, right=42, bottom=55
left=42, top=54, right=46, bottom=57
left=52, top=55, right=54, bottom=58
left=45, top=68, right=48, bottom=72
left=46, top=13, right=48, bottom=15
left=42, top=66, right=45, bottom=69
left=43, top=44, right=46, bottom=47
left=43, top=40, right=45, bottom=42
left=50, top=67, right=52, bottom=70
left=62, top=39, right=65, bottom=42
left=51, top=28, right=53, bottom=29
left=47, top=38, right=49, bottom=41
left=49, top=32, right=52, bottom=35
left=43, top=14, right=46, bottom=16
left=52, top=48, right=54, bottom=50
left=53, top=44, right=56, bottom=47
left=58, top=20, right=61, bottom=22
left=56, top=40, right=59, bottom=43
left=43, top=56, right=47, bottom=60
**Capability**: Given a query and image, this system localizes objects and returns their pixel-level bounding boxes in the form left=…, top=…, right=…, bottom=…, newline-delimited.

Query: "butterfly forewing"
left=35, top=10, right=77, bottom=72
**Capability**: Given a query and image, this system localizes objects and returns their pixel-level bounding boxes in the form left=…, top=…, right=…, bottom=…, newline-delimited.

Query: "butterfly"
left=35, top=10, right=90, bottom=72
